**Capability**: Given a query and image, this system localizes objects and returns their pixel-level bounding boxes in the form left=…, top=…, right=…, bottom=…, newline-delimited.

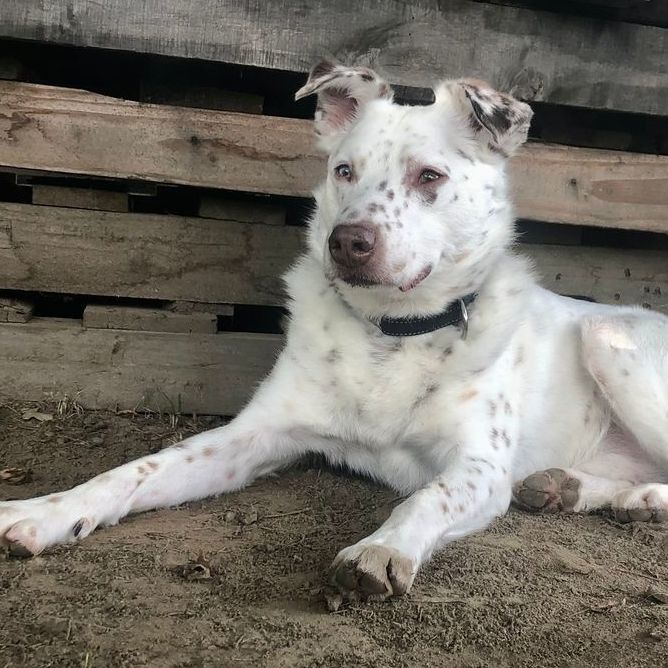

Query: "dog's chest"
left=302, top=323, right=470, bottom=442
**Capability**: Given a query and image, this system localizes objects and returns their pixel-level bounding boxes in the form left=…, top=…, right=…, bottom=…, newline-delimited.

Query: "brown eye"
left=334, top=163, right=353, bottom=181
left=418, top=169, right=443, bottom=185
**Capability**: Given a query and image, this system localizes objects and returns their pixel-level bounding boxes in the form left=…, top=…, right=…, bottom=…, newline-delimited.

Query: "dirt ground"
left=1, top=401, right=666, bottom=668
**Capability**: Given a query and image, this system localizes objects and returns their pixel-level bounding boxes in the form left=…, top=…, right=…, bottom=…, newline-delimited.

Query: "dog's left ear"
left=437, top=79, right=533, bottom=159
left=295, top=60, right=393, bottom=151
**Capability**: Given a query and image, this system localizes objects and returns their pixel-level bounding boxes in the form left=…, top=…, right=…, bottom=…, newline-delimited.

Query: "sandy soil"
left=1, top=401, right=667, bottom=668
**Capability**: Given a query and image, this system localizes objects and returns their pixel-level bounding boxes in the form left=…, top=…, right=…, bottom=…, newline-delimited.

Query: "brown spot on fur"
left=459, top=388, right=479, bottom=402
left=466, top=481, right=477, bottom=491
left=441, top=502, right=449, bottom=513
left=203, top=447, right=214, bottom=457
left=47, top=496, right=62, bottom=504
left=226, top=469, right=236, bottom=480
left=387, top=189, right=395, bottom=200
left=186, top=455, right=195, bottom=463
left=147, top=461, right=159, bottom=471
left=137, top=465, right=146, bottom=474
left=457, top=503, right=466, bottom=513
left=378, top=180, right=387, bottom=191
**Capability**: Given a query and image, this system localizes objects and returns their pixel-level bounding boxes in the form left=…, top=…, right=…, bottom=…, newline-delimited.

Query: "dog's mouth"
left=399, top=265, right=433, bottom=292
left=333, top=265, right=433, bottom=292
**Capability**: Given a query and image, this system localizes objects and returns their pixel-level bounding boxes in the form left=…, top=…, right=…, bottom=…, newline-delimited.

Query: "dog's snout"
left=328, top=224, right=377, bottom=268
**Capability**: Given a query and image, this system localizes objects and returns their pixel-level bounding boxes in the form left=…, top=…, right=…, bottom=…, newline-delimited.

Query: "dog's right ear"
left=295, top=60, right=393, bottom=151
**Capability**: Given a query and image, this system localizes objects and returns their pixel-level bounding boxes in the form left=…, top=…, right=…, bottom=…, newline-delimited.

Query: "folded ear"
left=295, top=60, right=393, bottom=151
left=437, top=79, right=533, bottom=159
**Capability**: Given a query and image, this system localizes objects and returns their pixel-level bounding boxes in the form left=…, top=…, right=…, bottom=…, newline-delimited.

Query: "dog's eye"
left=418, top=169, right=443, bottom=185
left=334, top=163, right=353, bottom=181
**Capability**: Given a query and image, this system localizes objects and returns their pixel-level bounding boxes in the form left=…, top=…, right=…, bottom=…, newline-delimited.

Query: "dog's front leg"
left=0, top=357, right=318, bottom=556
left=331, top=447, right=513, bottom=601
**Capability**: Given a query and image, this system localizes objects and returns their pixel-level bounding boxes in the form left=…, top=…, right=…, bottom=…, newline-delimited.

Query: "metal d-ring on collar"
left=376, top=293, right=477, bottom=338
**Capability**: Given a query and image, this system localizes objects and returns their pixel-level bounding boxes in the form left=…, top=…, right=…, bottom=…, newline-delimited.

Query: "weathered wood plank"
left=524, top=244, right=668, bottom=313
left=473, top=1, right=668, bottom=29
left=512, top=144, right=668, bottom=233
left=1, top=82, right=667, bottom=233
left=199, top=196, right=286, bottom=225
left=83, top=305, right=218, bottom=334
left=0, top=202, right=303, bottom=306
left=0, top=297, right=34, bottom=323
left=0, top=81, right=319, bottom=197
left=33, top=185, right=128, bottom=212
left=0, top=0, right=666, bottom=114
left=0, top=318, right=281, bottom=415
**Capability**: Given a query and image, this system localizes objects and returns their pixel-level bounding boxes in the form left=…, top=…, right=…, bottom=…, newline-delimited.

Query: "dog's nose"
left=328, top=224, right=377, bottom=268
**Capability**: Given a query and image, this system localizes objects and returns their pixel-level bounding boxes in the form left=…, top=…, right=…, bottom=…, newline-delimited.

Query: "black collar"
left=376, top=293, right=477, bottom=337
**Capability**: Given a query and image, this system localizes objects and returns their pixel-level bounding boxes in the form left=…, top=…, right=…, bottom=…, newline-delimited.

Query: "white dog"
left=1, top=62, right=667, bottom=602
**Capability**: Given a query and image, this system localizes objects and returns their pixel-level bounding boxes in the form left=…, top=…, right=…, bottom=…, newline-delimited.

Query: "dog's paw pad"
left=513, top=468, right=581, bottom=513
left=330, top=544, right=415, bottom=602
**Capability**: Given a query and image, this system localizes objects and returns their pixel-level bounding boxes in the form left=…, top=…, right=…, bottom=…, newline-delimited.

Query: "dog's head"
left=296, top=61, right=533, bottom=315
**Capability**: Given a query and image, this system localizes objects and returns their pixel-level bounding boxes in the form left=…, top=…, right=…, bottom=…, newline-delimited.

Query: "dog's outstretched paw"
left=330, top=543, right=416, bottom=602
left=512, top=468, right=581, bottom=514
left=612, top=485, right=668, bottom=523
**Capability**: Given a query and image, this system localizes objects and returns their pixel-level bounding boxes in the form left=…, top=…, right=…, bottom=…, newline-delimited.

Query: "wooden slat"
left=199, top=196, right=286, bottom=225
left=473, top=1, right=668, bottom=29
left=83, top=305, right=218, bottom=334
left=0, top=297, right=34, bottom=323
left=1, top=82, right=667, bottom=233
left=0, top=81, right=319, bottom=197
left=33, top=185, right=128, bottom=212
left=525, top=244, right=668, bottom=313
left=0, top=318, right=281, bottom=415
left=512, top=144, right=668, bottom=233
left=0, top=0, right=666, bottom=114
left=0, top=202, right=303, bottom=306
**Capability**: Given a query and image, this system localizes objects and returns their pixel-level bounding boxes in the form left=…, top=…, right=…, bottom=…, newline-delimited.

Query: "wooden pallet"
left=0, top=8, right=665, bottom=414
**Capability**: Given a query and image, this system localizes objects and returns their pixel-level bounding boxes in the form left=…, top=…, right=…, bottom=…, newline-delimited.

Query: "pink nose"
left=328, top=224, right=377, bottom=268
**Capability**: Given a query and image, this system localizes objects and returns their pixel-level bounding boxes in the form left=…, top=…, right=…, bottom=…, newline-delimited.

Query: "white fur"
left=1, top=69, right=667, bottom=600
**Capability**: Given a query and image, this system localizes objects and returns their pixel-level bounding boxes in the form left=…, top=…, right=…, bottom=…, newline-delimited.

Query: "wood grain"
left=83, top=305, right=218, bottom=334
left=32, top=185, right=128, bottom=212
left=1, top=82, right=666, bottom=233
left=524, top=244, right=668, bottom=313
left=0, top=0, right=666, bottom=114
left=0, top=318, right=281, bottom=415
left=0, top=202, right=303, bottom=306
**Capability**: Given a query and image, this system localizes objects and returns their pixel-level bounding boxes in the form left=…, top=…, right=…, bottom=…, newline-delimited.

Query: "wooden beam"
left=0, top=297, right=34, bottom=323
left=0, top=1, right=666, bottom=114
left=0, top=318, right=281, bottom=415
left=524, top=244, right=668, bottom=313
left=83, top=305, right=218, bottom=334
left=512, top=144, right=668, bottom=233
left=0, top=81, right=319, bottom=197
left=0, top=202, right=303, bottom=306
left=32, top=185, right=128, bottom=212
left=1, top=82, right=666, bottom=233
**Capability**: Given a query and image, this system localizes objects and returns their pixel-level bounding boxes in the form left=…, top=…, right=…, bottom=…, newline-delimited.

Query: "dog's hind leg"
left=0, top=358, right=321, bottom=556
left=580, top=311, right=668, bottom=471
left=514, top=312, right=668, bottom=523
